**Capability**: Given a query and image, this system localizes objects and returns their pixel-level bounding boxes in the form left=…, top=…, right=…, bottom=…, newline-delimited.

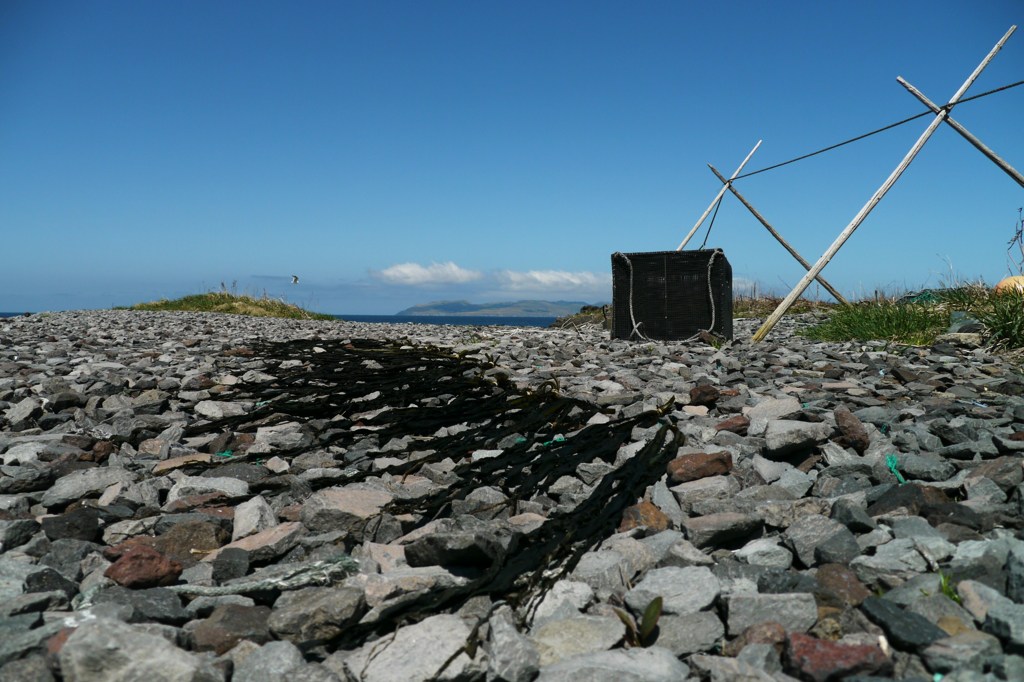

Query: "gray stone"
left=232, top=640, right=305, bottom=682
left=649, top=479, right=685, bottom=527
left=670, top=475, right=740, bottom=513
left=300, top=486, right=395, bottom=538
left=0, top=654, right=55, bottom=682
left=194, top=400, right=247, bottom=419
left=734, top=537, right=793, bottom=569
left=861, top=596, right=948, bottom=651
left=830, top=497, right=876, bottom=532
left=268, top=585, right=366, bottom=645
left=527, top=580, right=594, bottom=628
left=850, top=538, right=928, bottom=589
left=652, top=610, right=725, bottom=655
left=341, top=613, right=483, bottom=682
left=535, top=646, right=690, bottom=682
left=689, top=654, right=777, bottom=681
left=624, top=565, right=720, bottom=615
left=774, top=468, right=814, bottom=498
left=486, top=605, right=540, bottom=682
left=763, top=420, right=831, bottom=459
left=1006, top=542, right=1024, bottom=603
left=921, top=630, right=1003, bottom=674
left=164, top=475, right=248, bottom=506
left=784, top=514, right=857, bottom=568
left=91, top=586, right=189, bottom=625
left=58, top=618, right=223, bottom=681
left=682, top=512, right=762, bottom=549
left=231, top=495, right=277, bottom=542
left=0, top=519, right=40, bottom=552
left=958, top=579, right=1013, bottom=623
left=725, top=593, right=817, bottom=636
left=40, top=467, right=137, bottom=509
left=746, top=397, right=802, bottom=423
left=983, top=602, right=1024, bottom=652
left=570, top=550, right=629, bottom=595
left=889, top=452, right=956, bottom=482
left=5, top=398, right=42, bottom=430
left=0, top=619, right=64, bottom=668
left=531, top=614, right=625, bottom=666
left=657, top=536, right=715, bottom=568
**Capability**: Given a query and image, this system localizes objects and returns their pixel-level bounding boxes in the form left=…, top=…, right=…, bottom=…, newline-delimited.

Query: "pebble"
left=3, top=308, right=1024, bottom=679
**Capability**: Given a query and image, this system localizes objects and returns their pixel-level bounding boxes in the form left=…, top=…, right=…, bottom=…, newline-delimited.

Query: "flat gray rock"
left=625, top=565, right=719, bottom=615
left=535, top=646, right=690, bottom=682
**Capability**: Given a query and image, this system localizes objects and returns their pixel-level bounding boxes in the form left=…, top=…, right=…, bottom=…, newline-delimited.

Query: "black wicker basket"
left=611, top=249, right=733, bottom=341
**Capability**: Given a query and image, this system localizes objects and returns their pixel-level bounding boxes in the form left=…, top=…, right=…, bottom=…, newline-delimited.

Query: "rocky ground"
left=4, top=309, right=1024, bottom=681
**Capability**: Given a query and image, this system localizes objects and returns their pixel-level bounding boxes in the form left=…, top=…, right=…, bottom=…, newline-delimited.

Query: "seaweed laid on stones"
left=182, top=337, right=683, bottom=648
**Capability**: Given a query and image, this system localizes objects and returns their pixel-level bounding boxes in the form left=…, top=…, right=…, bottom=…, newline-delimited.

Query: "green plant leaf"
left=639, top=596, right=663, bottom=643
left=612, top=607, right=639, bottom=647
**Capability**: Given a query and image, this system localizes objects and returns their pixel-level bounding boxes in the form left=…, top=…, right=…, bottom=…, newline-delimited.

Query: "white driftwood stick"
left=752, top=25, right=1017, bottom=343
left=677, top=139, right=762, bottom=251
left=708, top=164, right=849, bottom=304
left=898, top=76, right=1024, bottom=189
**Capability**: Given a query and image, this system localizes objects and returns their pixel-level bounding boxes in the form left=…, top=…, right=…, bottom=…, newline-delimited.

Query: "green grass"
left=801, top=300, right=951, bottom=345
left=121, top=291, right=334, bottom=320
left=802, top=284, right=1024, bottom=349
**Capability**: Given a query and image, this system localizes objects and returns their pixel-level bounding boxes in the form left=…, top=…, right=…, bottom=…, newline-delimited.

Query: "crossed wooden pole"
left=706, top=163, right=850, bottom=304
left=750, top=24, right=1019, bottom=342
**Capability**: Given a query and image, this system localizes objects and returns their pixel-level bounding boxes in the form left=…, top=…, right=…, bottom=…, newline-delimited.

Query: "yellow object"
left=994, top=276, right=1024, bottom=293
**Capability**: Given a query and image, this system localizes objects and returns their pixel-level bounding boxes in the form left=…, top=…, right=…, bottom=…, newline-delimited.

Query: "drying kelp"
left=182, top=337, right=682, bottom=650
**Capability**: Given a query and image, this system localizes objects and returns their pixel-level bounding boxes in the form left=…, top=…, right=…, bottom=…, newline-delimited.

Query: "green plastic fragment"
left=886, top=454, right=906, bottom=485
left=214, top=450, right=234, bottom=458
left=255, top=400, right=270, bottom=407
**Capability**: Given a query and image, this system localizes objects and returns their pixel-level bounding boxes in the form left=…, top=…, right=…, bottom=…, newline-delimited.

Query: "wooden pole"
left=708, top=164, right=849, bottom=304
left=897, top=76, right=1024, bottom=189
left=752, top=25, right=1016, bottom=343
left=677, top=140, right=762, bottom=251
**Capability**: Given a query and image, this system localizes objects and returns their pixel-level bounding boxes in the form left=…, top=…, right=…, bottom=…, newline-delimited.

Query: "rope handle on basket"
left=612, top=249, right=722, bottom=344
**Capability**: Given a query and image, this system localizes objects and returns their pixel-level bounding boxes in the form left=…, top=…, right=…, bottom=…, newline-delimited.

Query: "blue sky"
left=2, top=1, right=1022, bottom=314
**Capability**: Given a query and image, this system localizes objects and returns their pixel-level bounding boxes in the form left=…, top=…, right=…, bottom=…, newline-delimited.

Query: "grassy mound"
left=122, top=292, right=334, bottom=320
left=803, top=284, right=1024, bottom=348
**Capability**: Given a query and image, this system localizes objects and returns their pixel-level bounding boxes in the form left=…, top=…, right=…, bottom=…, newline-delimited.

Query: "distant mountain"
left=396, top=300, right=600, bottom=317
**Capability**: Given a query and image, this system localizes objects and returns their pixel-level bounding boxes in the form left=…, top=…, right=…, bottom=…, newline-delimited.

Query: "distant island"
left=396, top=300, right=601, bottom=317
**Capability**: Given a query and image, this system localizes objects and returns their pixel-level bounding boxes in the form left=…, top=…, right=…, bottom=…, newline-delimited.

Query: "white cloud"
left=495, top=269, right=610, bottom=292
left=374, top=262, right=483, bottom=285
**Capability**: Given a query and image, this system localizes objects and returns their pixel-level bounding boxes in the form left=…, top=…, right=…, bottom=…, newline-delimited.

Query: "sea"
left=0, top=311, right=558, bottom=328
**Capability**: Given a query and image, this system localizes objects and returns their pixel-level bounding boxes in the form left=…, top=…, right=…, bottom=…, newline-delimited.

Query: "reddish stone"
left=192, top=603, right=272, bottom=654
left=154, top=521, right=229, bottom=568
left=713, top=415, right=750, bottom=435
left=46, top=627, right=75, bottom=658
left=102, top=536, right=159, bottom=561
left=667, top=451, right=733, bottom=483
left=85, top=440, right=115, bottom=463
left=689, top=384, right=721, bottom=407
left=104, top=545, right=182, bottom=588
left=278, top=502, right=304, bottom=522
left=618, top=501, right=670, bottom=533
left=1010, top=432, right=1024, bottom=441
left=816, top=563, right=872, bottom=607
left=834, top=406, right=869, bottom=454
left=784, top=632, right=892, bottom=682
